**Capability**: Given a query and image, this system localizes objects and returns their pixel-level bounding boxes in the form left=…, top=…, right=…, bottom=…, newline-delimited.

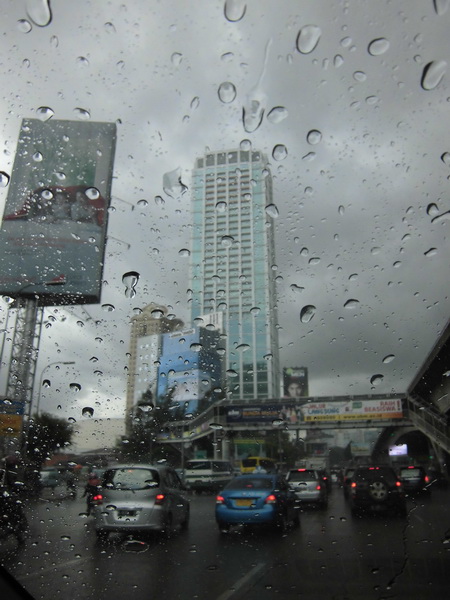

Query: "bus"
left=240, top=457, right=277, bottom=474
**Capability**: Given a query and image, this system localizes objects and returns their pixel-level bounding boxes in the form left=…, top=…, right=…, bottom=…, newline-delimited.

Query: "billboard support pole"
left=5, top=296, right=43, bottom=455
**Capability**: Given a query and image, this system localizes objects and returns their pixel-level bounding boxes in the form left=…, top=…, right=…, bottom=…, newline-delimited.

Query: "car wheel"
left=369, top=480, right=388, bottom=501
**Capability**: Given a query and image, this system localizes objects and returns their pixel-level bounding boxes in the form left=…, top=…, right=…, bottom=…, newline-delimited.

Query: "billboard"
left=0, top=118, right=116, bottom=305
left=156, top=327, right=223, bottom=418
left=283, top=367, right=308, bottom=398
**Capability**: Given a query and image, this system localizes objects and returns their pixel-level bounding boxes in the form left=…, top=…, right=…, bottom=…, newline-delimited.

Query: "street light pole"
left=35, top=361, right=76, bottom=417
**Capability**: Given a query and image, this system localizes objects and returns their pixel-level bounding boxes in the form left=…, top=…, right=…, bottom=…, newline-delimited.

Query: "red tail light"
left=265, top=494, right=277, bottom=504
left=216, top=495, right=225, bottom=504
left=316, top=485, right=321, bottom=490
left=395, top=481, right=402, bottom=487
left=351, top=482, right=357, bottom=488
left=92, top=494, right=103, bottom=505
left=425, top=475, right=430, bottom=483
left=155, top=493, right=166, bottom=505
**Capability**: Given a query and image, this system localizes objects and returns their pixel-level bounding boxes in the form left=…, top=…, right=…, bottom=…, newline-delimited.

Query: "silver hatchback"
left=93, top=464, right=190, bottom=539
left=286, top=468, right=328, bottom=507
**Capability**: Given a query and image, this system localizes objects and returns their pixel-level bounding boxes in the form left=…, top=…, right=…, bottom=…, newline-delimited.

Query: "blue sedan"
left=215, top=474, right=300, bottom=533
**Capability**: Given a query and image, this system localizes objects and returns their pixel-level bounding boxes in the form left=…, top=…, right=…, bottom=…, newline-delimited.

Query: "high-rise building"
left=125, top=303, right=184, bottom=429
left=190, top=148, right=280, bottom=401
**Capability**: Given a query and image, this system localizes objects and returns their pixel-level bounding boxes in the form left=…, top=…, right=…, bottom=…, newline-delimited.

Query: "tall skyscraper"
left=190, top=148, right=280, bottom=401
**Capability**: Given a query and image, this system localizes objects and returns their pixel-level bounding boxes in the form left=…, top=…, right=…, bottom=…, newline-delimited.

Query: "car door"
left=164, top=469, right=188, bottom=526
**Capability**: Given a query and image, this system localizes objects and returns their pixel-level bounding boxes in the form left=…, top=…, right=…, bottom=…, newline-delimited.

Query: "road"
left=1, top=483, right=449, bottom=600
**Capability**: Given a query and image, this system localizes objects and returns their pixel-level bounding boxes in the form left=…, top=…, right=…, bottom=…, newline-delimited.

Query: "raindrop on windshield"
left=163, top=167, right=188, bottom=197
left=216, top=201, right=227, bottom=213
left=171, top=52, right=183, bottom=66
left=265, top=203, right=279, bottom=218
left=290, top=284, right=304, bottom=293
left=421, top=60, right=447, bottom=90
left=36, top=106, right=54, bottom=121
left=368, top=38, right=390, bottom=56
left=441, top=152, right=450, bottom=165
left=190, top=343, right=203, bottom=352
left=85, top=187, right=100, bottom=200
left=382, top=354, right=395, bottom=364
left=73, top=107, right=91, bottom=120
left=307, top=130, right=322, bottom=145
left=179, top=248, right=191, bottom=257
left=344, top=299, right=359, bottom=309
left=296, top=25, right=321, bottom=54
left=221, top=235, right=234, bottom=247
left=300, top=305, right=316, bottom=323
left=42, top=379, right=51, bottom=389
left=218, top=82, right=237, bottom=103
left=26, top=0, right=52, bottom=27
left=272, top=144, right=287, bottom=161
left=122, top=271, right=140, bottom=298
left=70, top=383, right=81, bottom=392
left=209, top=423, right=224, bottom=430
left=267, top=106, right=288, bottom=123
left=250, top=306, right=260, bottom=315
left=370, top=374, right=384, bottom=386
left=101, top=304, right=115, bottom=312
left=0, top=172, right=10, bottom=188
left=224, top=0, right=247, bottom=22
left=82, top=407, right=94, bottom=418
left=17, top=19, right=32, bottom=33
left=151, top=309, right=163, bottom=319
left=427, top=203, right=440, bottom=216
left=243, top=98, right=265, bottom=133
left=424, top=248, right=437, bottom=257
left=433, top=0, right=449, bottom=15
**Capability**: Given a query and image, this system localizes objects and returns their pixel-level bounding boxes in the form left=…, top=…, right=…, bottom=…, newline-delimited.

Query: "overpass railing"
left=404, top=393, right=450, bottom=454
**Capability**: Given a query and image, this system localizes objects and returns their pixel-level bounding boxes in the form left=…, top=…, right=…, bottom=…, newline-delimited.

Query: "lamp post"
left=35, top=361, right=76, bottom=417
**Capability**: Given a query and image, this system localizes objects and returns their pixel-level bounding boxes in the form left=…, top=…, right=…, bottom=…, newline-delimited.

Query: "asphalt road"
left=1, top=483, right=449, bottom=600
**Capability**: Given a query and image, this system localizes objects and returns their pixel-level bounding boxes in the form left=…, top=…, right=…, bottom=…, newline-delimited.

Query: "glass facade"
left=190, top=149, right=280, bottom=401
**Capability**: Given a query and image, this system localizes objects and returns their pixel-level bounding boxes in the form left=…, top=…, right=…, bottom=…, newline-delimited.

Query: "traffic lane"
left=3, top=485, right=449, bottom=600
left=240, top=486, right=450, bottom=600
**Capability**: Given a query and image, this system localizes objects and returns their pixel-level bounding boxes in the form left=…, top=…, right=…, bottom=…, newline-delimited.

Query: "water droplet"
left=137, top=199, right=148, bottom=207
left=122, top=271, right=140, bottom=298
left=264, top=353, right=273, bottom=361
left=382, top=354, right=395, bottom=364
left=421, top=60, right=447, bottom=90
left=101, top=303, right=115, bottom=312
left=441, top=152, right=450, bottom=166
left=73, top=107, right=91, bottom=120
left=36, top=106, right=54, bottom=121
left=265, top=203, right=279, bottom=218
left=70, top=383, right=81, bottom=392
left=42, top=379, right=51, bottom=389
left=26, top=0, right=52, bottom=27
left=216, top=201, right=227, bottom=213
left=368, top=38, right=390, bottom=56
left=434, top=0, right=449, bottom=16
left=178, top=248, right=190, bottom=257
left=250, top=306, right=260, bottom=315
left=307, top=130, right=322, bottom=145
left=218, top=82, right=237, bottom=103
left=290, top=284, right=304, bottom=293
left=302, top=152, right=316, bottom=162
left=226, top=369, right=239, bottom=378
left=0, top=172, right=10, bottom=188
left=427, top=203, right=440, bottom=216
left=17, top=19, right=32, bottom=33
left=353, top=71, right=367, bottom=82
left=209, top=422, right=223, bottom=430
left=296, top=25, right=322, bottom=54
left=190, top=343, right=202, bottom=352
left=68, top=417, right=77, bottom=423
left=224, top=0, right=247, bottom=22
left=236, top=343, right=250, bottom=352
left=344, top=299, right=359, bottom=309
left=272, top=144, right=288, bottom=161
left=300, top=305, right=316, bottom=323
left=338, top=205, right=345, bottom=216
left=221, top=235, right=234, bottom=247
left=272, top=418, right=285, bottom=427
left=163, top=167, right=188, bottom=198
left=85, top=187, right=100, bottom=200
left=171, top=52, right=183, bottom=66
left=243, top=97, right=265, bottom=133
left=370, top=374, right=384, bottom=386
left=123, top=539, right=149, bottom=553
left=82, top=407, right=94, bottom=418
left=76, top=56, right=89, bottom=68
left=424, top=248, right=437, bottom=257
left=334, top=54, right=344, bottom=68
left=267, top=106, right=288, bottom=124
left=33, top=152, right=43, bottom=162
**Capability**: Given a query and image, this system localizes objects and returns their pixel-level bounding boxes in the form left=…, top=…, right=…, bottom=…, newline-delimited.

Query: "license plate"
left=118, top=510, right=136, bottom=517
left=235, top=499, right=253, bottom=507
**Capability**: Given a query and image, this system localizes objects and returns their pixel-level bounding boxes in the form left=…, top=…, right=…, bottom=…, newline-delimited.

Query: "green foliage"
left=25, top=412, right=74, bottom=465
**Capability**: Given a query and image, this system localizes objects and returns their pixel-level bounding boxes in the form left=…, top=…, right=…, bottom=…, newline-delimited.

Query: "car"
left=286, top=468, right=328, bottom=507
left=215, top=474, right=299, bottom=533
left=92, top=464, right=190, bottom=540
left=184, top=459, right=234, bottom=493
left=397, top=465, right=431, bottom=496
left=39, top=467, right=64, bottom=489
left=348, top=465, right=406, bottom=517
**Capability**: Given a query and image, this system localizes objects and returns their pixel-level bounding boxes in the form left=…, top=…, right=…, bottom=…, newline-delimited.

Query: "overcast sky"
left=1, top=0, right=450, bottom=428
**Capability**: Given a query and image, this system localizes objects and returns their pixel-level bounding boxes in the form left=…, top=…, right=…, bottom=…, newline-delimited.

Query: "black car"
left=348, top=465, right=406, bottom=516
left=397, top=465, right=431, bottom=496
left=342, top=467, right=356, bottom=499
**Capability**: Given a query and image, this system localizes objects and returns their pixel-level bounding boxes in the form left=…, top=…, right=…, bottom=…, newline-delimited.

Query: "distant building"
left=125, top=304, right=184, bottom=430
left=190, top=149, right=280, bottom=401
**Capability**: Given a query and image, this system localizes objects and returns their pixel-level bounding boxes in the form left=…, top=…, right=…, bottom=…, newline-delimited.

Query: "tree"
left=25, top=412, right=74, bottom=465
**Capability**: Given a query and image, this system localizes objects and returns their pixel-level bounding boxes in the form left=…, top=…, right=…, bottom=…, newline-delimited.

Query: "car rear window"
left=354, top=467, right=396, bottom=483
left=400, top=468, right=423, bottom=478
left=185, top=461, right=212, bottom=470
left=241, top=459, right=257, bottom=468
left=225, top=477, right=273, bottom=490
left=288, top=470, right=317, bottom=481
left=103, top=468, right=159, bottom=490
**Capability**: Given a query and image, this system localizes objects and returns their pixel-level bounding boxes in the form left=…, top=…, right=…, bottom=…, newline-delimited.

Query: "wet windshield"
left=0, top=1, right=449, bottom=599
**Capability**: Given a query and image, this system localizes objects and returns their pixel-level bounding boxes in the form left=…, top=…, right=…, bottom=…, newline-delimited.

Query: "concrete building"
left=190, top=148, right=280, bottom=401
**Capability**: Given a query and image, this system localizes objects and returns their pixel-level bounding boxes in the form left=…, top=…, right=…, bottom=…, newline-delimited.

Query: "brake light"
left=316, top=485, right=321, bottom=491
left=425, top=475, right=430, bottom=483
left=265, top=494, right=277, bottom=504
left=351, top=482, right=357, bottom=488
left=395, top=481, right=402, bottom=487
left=297, top=468, right=306, bottom=471
left=216, top=495, right=225, bottom=504
left=92, top=494, right=103, bottom=505
left=407, top=466, right=415, bottom=469
left=155, top=493, right=166, bottom=505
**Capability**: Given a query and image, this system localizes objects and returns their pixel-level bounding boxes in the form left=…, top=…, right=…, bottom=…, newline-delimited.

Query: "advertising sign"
left=0, top=118, right=116, bottom=305
left=0, top=398, right=24, bottom=436
left=283, top=367, right=308, bottom=398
